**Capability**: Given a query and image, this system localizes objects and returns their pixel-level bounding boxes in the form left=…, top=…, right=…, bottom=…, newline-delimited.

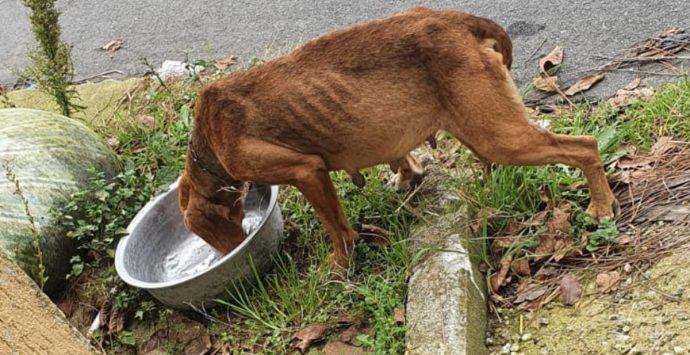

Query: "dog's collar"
left=188, top=138, right=242, bottom=193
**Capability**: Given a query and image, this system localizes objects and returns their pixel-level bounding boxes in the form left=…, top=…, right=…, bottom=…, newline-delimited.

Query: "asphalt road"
left=1, top=0, right=689, bottom=96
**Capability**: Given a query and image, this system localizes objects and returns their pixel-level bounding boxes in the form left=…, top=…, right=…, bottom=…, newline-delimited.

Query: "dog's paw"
left=387, top=171, right=424, bottom=191
left=327, top=252, right=352, bottom=280
left=586, top=199, right=617, bottom=221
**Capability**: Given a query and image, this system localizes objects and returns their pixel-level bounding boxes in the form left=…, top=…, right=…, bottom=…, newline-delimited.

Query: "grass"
left=453, top=76, right=690, bottom=273
left=4, top=56, right=688, bottom=352
left=5, top=65, right=413, bottom=352
left=215, top=168, right=413, bottom=352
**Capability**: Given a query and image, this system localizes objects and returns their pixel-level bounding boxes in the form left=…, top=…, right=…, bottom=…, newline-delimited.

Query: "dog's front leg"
left=225, top=139, right=359, bottom=275
left=293, top=162, right=359, bottom=274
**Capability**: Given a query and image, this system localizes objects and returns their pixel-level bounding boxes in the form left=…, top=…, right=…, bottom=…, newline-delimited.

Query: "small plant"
left=2, top=160, right=48, bottom=289
left=54, top=167, right=156, bottom=271
left=0, top=87, right=15, bottom=108
left=21, top=0, right=82, bottom=117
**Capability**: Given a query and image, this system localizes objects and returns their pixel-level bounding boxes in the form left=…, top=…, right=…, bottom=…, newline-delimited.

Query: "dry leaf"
left=291, top=324, right=329, bottom=353
left=213, top=55, right=238, bottom=70
left=337, top=325, right=359, bottom=344
left=607, top=87, right=654, bottom=107
left=650, top=136, right=676, bottom=158
left=511, top=258, right=531, bottom=277
left=107, top=136, right=120, bottom=149
left=526, top=210, right=549, bottom=227
left=108, top=309, right=125, bottom=334
left=596, top=271, right=621, bottom=293
left=533, top=76, right=560, bottom=92
left=140, top=114, right=155, bottom=129
left=101, top=39, right=124, bottom=52
left=534, top=233, right=556, bottom=260
left=140, top=329, right=168, bottom=354
left=564, top=73, right=605, bottom=96
left=490, top=256, right=512, bottom=293
left=618, top=235, right=632, bottom=245
left=358, top=224, right=391, bottom=247
left=184, top=335, right=212, bottom=355
left=624, top=78, right=641, bottom=91
left=99, top=302, right=111, bottom=328
left=534, top=267, right=558, bottom=280
left=559, top=272, right=582, bottom=306
left=548, top=203, right=572, bottom=235
left=394, top=308, right=405, bottom=323
left=323, top=341, right=365, bottom=355
left=539, top=47, right=564, bottom=74
left=514, top=283, right=549, bottom=304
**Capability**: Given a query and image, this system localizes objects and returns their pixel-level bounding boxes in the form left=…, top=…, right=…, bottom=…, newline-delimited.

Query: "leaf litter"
left=483, top=136, right=690, bottom=310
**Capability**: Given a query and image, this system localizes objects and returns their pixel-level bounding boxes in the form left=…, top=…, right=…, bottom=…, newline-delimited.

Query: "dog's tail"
left=466, top=16, right=513, bottom=69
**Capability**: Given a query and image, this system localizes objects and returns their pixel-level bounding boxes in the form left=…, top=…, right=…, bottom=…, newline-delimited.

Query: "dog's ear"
left=179, top=177, right=245, bottom=255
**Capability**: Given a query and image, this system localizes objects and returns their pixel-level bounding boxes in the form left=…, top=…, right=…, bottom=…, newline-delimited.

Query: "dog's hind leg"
left=389, top=153, right=424, bottom=191
left=224, top=139, right=359, bottom=273
left=445, top=85, right=615, bottom=219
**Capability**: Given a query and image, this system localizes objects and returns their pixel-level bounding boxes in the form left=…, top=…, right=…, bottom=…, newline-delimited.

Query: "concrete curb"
left=406, top=208, right=488, bottom=355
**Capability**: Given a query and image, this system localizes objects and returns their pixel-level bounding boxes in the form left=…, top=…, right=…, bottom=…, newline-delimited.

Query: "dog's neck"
left=187, top=138, right=242, bottom=193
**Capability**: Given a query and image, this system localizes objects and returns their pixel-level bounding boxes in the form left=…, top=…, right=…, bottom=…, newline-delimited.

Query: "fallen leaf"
left=394, top=307, right=405, bottom=323
left=107, top=136, right=120, bottom=149
left=534, top=267, right=558, bottom=280
left=140, top=329, right=168, bottom=354
left=534, top=234, right=556, bottom=260
left=624, top=78, right=641, bottom=91
left=649, top=136, right=676, bottom=158
left=108, top=308, right=125, bottom=334
left=516, top=298, right=544, bottom=311
left=511, top=258, right=531, bottom=277
left=564, top=73, right=605, bottom=96
left=213, top=55, right=238, bottom=70
left=514, top=283, right=549, bottom=304
left=490, top=256, right=512, bottom=293
left=516, top=278, right=531, bottom=293
left=559, top=272, right=582, bottom=306
left=526, top=210, right=549, bottom=227
left=548, top=203, right=572, bottom=235
left=101, top=39, right=124, bottom=53
left=358, top=224, right=391, bottom=247
left=184, top=335, right=212, bottom=355
left=607, top=87, right=654, bottom=107
left=99, top=301, right=111, bottom=328
left=539, top=47, right=564, bottom=74
left=479, top=262, right=489, bottom=273
left=533, top=76, right=560, bottom=92
left=140, top=114, right=155, bottom=129
left=618, top=235, right=632, bottom=245
left=290, top=324, right=329, bottom=353
left=596, top=271, right=621, bottom=293
left=337, top=325, right=359, bottom=344
left=323, top=341, right=365, bottom=355
left=553, top=239, right=579, bottom=262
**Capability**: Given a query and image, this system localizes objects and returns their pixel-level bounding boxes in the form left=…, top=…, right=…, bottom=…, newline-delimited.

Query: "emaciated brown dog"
left=178, top=7, right=616, bottom=272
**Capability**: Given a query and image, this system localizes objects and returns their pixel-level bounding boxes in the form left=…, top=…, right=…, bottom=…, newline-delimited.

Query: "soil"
left=487, top=226, right=690, bottom=355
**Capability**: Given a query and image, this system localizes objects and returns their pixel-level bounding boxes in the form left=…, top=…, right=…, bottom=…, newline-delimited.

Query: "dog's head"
left=178, top=148, right=246, bottom=255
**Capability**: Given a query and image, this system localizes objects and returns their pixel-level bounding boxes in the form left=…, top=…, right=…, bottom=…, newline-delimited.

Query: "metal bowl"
left=115, top=181, right=283, bottom=308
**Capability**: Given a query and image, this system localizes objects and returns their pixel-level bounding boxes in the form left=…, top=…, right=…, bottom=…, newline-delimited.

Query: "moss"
left=4, top=78, right=144, bottom=125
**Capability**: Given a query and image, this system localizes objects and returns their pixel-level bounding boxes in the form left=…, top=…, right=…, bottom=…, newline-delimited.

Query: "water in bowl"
left=160, top=210, right=265, bottom=282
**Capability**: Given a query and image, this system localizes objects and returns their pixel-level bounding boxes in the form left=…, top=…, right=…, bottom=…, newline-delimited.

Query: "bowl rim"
left=114, top=182, right=279, bottom=290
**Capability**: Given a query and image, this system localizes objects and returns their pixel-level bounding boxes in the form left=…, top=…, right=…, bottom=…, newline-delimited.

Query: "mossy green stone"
left=0, top=108, right=120, bottom=294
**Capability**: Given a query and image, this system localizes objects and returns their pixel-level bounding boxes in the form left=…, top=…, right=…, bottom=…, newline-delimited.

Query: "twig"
left=595, top=67, right=688, bottom=77
left=141, top=57, right=169, bottom=91
left=594, top=55, right=690, bottom=63
left=74, top=70, right=125, bottom=84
